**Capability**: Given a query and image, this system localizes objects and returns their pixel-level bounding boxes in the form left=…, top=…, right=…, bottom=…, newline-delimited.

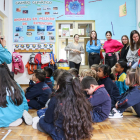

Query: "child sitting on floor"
left=81, top=76, right=111, bottom=122
left=44, top=67, right=53, bottom=91
left=97, top=65, right=121, bottom=109
left=68, top=68, right=79, bottom=77
left=37, top=72, right=93, bottom=139
left=115, top=60, right=129, bottom=96
left=91, top=64, right=99, bottom=72
left=25, top=69, right=52, bottom=110
left=32, top=69, right=65, bottom=129
left=0, top=63, right=32, bottom=127
left=79, top=69, right=97, bottom=82
left=109, top=68, right=140, bottom=118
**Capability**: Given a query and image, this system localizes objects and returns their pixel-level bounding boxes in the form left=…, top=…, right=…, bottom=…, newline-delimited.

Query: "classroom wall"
left=0, top=0, right=139, bottom=84
left=136, top=0, right=140, bottom=33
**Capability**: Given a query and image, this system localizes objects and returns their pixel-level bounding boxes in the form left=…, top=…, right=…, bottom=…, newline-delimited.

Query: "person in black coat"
left=119, top=35, right=130, bottom=62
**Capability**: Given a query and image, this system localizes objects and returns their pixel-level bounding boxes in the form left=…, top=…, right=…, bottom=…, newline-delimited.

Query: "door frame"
left=55, top=20, right=95, bottom=64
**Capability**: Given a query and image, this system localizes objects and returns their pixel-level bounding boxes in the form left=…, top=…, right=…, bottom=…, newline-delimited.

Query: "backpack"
left=41, top=52, right=50, bottom=64
left=29, top=52, right=36, bottom=64
left=50, top=53, right=57, bottom=65
left=49, top=53, right=57, bottom=72
left=12, top=52, right=21, bottom=63
left=35, top=52, right=42, bottom=64
left=12, top=52, right=24, bottom=74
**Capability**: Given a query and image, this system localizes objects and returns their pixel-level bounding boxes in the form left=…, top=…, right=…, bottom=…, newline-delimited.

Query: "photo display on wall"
left=13, top=0, right=56, bottom=43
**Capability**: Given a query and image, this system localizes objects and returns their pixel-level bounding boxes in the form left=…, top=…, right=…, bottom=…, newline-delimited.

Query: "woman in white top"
left=65, top=34, right=84, bottom=73
left=126, top=30, right=140, bottom=68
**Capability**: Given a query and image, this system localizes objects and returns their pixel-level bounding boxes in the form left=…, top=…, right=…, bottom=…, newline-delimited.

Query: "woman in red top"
left=103, top=31, right=123, bottom=68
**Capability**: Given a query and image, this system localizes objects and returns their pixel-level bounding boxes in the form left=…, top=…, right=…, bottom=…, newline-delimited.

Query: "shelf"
left=14, top=49, right=52, bottom=53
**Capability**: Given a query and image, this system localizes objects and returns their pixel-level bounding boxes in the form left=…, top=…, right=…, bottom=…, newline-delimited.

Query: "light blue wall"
left=13, top=0, right=136, bottom=42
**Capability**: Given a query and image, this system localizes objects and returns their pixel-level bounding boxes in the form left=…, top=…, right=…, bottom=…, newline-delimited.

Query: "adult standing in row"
left=119, top=35, right=130, bottom=62
left=65, top=34, right=84, bottom=73
left=86, top=30, right=101, bottom=67
left=103, top=31, right=123, bottom=68
left=126, top=30, right=140, bottom=68
left=0, top=36, right=12, bottom=64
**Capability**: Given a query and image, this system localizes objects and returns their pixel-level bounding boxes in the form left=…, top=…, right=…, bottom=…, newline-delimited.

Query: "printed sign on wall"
left=13, top=0, right=56, bottom=43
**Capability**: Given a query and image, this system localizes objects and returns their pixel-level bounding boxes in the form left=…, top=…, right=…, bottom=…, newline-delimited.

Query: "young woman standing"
left=86, top=30, right=101, bottom=67
left=65, top=34, right=84, bottom=72
left=103, top=31, right=123, bottom=68
left=119, top=35, right=130, bottom=62
left=126, top=30, right=140, bottom=68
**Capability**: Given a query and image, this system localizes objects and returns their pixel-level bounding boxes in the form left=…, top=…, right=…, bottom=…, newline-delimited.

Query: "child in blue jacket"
left=0, top=37, right=12, bottom=64
left=115, top=60, right=129, bottom=95
left=109, top=68, right=140, bottom=118
left=25, top=69, right=52, bottom=110
left=0, top=63, right=32, bottom=127
left=81, top=76, right=111, bottom=122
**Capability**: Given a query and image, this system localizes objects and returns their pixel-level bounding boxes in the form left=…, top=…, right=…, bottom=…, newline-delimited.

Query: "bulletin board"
left=13, top=1, right=56, bottom=43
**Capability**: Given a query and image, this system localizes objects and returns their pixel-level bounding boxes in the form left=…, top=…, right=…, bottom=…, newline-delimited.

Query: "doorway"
left=56, top=20, right=95, bottom=66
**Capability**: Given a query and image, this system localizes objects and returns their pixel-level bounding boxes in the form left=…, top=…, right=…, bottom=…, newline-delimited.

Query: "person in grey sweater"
left=126, top=30, right=140, bottom=69
left=65, top=34, right=84, bottom=73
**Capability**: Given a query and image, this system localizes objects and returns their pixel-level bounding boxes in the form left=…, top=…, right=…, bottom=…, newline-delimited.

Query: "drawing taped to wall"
left=65, top=0, right=85, bottom=15
left=119, top=2, right=127, bottom=17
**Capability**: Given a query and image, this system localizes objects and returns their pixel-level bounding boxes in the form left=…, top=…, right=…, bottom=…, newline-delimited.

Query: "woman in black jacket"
left=119, top=35, right=130, bottom=62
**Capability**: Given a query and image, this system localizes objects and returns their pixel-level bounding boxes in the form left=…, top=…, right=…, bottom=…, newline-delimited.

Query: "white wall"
left=0, top=0, right=9, bottom=17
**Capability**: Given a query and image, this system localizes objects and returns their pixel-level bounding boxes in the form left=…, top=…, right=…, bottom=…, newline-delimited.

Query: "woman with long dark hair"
left=119, top=35, right=130, bottom=62
left=126, top=30, right=140, bottom=68
left=0, top=63, right=31, bottom=127
left=103, top=31, right=123, bottom=68
left=65, top=34, right=84, bottom=72
left=86, top=30, right=101, bottom=67
left=37, top=72, right=93, bottom=140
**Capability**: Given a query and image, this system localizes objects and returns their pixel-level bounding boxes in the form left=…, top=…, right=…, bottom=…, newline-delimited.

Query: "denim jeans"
left=37, top=108, right=48, bottom=118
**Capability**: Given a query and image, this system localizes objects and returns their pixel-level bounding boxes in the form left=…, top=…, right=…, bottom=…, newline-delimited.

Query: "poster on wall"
left=65, top=0, right=85, bottom=15
left=61, top=24, right=70, bottom=37
left=119, top=2, right=127, bottom=17
left=13, top=0, right=56, bottom=43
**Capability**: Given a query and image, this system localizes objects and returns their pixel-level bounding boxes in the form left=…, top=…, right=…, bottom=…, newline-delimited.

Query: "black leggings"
left=69, top=61, right=81, bottom=73
left=105, top=53, right=117, bottom=68
left=88, top=53, right=100, bottom=67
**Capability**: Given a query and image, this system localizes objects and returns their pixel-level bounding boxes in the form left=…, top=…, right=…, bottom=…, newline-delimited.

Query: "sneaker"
left=109, top=108, right=118, bottom=116
left=109, top=109, right=123, bottom=118
left=22, top=110, right=33, bottom=125
left=32, top=116, right=40, bottom=129
left=9, top=118, right=23, bottom=126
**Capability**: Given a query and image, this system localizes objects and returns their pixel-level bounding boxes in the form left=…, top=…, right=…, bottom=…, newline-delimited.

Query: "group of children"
left=1, top=58, right=140, bottom=139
